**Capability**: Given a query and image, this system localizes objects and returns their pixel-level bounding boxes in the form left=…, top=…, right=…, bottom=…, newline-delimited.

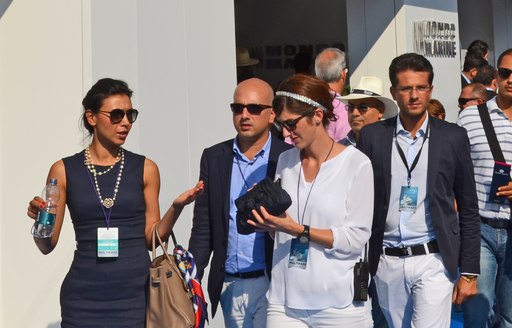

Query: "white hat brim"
left=337, top=93, right=398, bottom=119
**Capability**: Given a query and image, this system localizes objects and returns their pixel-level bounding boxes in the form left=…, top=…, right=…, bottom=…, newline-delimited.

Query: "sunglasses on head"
left=230, top=103, right=272, bottom=115
left=498, top=67, right=512, bottom=79
left=458, top=97, right=482, bottom=106
left=99, top=108, right=139, bottom=124
left=275, top=112, right=311, bottom=132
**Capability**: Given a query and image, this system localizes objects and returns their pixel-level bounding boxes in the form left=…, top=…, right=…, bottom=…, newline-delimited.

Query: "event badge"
left=97, top=227, right=119, bottom=258
left=288, top=238, right=308, bottom=269
left=399, top=186, right=418, bottom=212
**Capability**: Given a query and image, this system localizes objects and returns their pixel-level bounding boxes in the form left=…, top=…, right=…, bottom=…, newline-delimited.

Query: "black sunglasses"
left=230, top=103, right=272, bottom=115
left=99, top=109, right=139, bottom=124
left=347, top=103, right=376, bottom=113
left=498, top=67, right=512, bottom=79
left=275, top=113, right=311, bottom=132
left=458, top=97, right=482, bottom=106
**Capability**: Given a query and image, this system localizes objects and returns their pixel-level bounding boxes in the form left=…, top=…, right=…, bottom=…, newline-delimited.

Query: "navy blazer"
left=357, top=116, right=480, bottom=279
left=188, top=134, right=291, bottom=317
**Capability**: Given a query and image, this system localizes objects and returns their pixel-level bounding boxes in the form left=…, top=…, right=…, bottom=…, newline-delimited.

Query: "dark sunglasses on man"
left=346, top=103, right=375, bottom=113
left=498, top=67, right=512, bottom=80
left=99, top=108, right=139, bottom=124
left=230, top=103, right=272, bottom=115
left=458, top=98, right=483, bottom=107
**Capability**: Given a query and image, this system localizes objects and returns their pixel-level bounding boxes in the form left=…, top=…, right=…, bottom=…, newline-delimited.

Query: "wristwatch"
left=298, top=225, right=310, bottom=243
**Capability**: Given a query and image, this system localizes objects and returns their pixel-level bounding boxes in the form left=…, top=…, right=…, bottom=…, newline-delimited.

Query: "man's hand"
left=497, top=181, right=512, bottom=200
left=452, top=276, right=477, bottom=304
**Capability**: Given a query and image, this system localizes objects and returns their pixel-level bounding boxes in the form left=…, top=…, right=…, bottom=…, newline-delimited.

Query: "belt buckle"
left=401, top=246, right=413, bottom=256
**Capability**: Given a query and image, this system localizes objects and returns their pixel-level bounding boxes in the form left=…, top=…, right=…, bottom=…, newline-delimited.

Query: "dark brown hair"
left=273, top=74, right=335, bottom=126
left=82, top=78, right=133, bottom=135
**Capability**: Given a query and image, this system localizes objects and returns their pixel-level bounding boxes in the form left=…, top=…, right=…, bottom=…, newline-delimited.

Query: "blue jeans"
left=462, top=222, right=512, bottom=328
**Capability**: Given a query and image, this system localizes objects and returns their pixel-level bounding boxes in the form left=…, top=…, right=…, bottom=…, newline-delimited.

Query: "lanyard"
left=394, top=120, right=430, bottom=187
left=235, top=153, right=262, bottom=190
left=296, top=139, right=334, bottom=225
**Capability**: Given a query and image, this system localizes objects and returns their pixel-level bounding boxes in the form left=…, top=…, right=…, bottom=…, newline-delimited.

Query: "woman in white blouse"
left=250, top=74, right=374, bottom=327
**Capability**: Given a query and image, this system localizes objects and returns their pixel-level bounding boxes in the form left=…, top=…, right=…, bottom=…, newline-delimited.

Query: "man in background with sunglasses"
left=338, top=76, right=398, bottom=147
left=458, top=82, right=487, bottom=112
left=188, top=78, right=291, bottom=328
left=459, top=48, right=512, bottom=328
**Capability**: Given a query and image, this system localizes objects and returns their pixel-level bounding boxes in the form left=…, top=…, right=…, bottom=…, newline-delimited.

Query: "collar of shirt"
left=233, top=132, right=272, bottom=162
left=396, top=112, right=429, bottom=140
left=345, top=130, right=357, bottom=146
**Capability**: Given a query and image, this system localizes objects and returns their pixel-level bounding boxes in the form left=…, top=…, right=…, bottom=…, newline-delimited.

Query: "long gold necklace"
left=84, top=146, right=124, bottom=208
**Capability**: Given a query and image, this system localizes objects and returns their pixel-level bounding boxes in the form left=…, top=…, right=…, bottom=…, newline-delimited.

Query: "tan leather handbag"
left=146, top=226, right=195, bottom=328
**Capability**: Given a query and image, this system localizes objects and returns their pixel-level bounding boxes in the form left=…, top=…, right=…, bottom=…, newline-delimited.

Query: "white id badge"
left=97, top=227, right=119, bottom=258
left=288, top=238, right=308, bottom=269
left=399, top=186, right=418, bottom=212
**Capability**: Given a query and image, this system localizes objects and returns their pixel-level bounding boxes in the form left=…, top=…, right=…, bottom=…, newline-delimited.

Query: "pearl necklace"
left=84, top=146, right=122, bottom=176
left=84, top=146, right=124, bottom=208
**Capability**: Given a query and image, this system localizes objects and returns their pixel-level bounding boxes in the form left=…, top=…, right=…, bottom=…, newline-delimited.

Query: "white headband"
left=275, top=91, right=327, bottom=112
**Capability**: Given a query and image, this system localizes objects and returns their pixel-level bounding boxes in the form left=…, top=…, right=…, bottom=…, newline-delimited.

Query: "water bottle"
left=31, top=178, right=60, bottom=238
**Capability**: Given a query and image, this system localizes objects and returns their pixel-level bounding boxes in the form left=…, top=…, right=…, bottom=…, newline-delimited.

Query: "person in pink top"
left=314, top=48, right=351, bottom=141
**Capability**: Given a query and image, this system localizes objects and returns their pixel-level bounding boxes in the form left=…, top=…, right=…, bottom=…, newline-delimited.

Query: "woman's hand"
left=27, top=196, right=45, bottom=220
left=172, top=181, right=205, bottom=208
left=248, top=206, right=303, bottom=236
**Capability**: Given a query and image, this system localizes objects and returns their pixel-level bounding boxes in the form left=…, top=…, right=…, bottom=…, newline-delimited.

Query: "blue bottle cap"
left=50, top=178, right=58, bottom=185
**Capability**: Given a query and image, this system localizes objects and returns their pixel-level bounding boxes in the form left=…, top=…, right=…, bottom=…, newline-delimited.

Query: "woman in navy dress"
left=26, top=78, right=203, bottom=327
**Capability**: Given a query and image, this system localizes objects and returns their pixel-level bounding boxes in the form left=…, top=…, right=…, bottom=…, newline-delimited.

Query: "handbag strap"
left=477, top=103, right=506, bottom=163
left=151, top=224, right=172, bottom=262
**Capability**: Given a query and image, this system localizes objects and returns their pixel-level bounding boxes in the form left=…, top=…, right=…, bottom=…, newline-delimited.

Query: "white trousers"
left=374, top=253, right=454, bottom=328
left=220, top=275, right=269, bottom=328
left=266, top=302, right=373, bottom=328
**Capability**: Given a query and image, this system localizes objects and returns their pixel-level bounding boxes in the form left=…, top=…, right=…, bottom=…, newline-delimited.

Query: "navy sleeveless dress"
left=61, top=149, right=150, bottom=327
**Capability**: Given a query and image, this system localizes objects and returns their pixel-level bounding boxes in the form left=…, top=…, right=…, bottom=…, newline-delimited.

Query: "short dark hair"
left=463, top=82, right=487, bottom=100
left=388, top=53, right=434, bottom=87
left=82, top=78, right=133, bottom=135
left=473, top=64, right=497, bottom=86
left=497, top=48, right=512, bottom=67
left=466, top=40, right=489, bottom=59
left=462, top=55, right=487, bottom=72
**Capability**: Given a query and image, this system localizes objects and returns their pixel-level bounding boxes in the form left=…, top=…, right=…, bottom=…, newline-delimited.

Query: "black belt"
left=481, top=217, right=512, bottom=229
left=226, top=270, right=265, bottom=279
left=384, top=240, right=439, bottom=257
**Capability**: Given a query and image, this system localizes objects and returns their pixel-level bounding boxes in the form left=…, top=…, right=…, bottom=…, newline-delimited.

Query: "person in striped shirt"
left=458, top=48, right=512, bottom=328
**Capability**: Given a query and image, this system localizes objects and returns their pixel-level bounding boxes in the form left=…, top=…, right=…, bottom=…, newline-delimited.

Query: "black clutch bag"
left=235, top=177, right=292, bottom=235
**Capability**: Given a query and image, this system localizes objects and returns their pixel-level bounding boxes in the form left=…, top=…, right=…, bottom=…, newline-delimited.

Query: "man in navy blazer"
left=358, top=53, right=480, bottom=328
left=188, top=78, right=291, bottom=327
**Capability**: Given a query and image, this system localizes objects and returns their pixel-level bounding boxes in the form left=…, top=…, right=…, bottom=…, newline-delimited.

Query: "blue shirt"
left=384, top=113, right=436, bottom=247
left=225, top=134, right=271, bottom=274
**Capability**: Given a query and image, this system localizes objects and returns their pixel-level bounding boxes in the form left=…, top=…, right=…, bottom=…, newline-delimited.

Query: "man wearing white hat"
left=338, top=76, right=398, bottom=146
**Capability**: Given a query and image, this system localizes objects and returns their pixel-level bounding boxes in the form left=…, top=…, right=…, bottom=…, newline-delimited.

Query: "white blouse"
left=267, top=146, right=374, bottom=310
